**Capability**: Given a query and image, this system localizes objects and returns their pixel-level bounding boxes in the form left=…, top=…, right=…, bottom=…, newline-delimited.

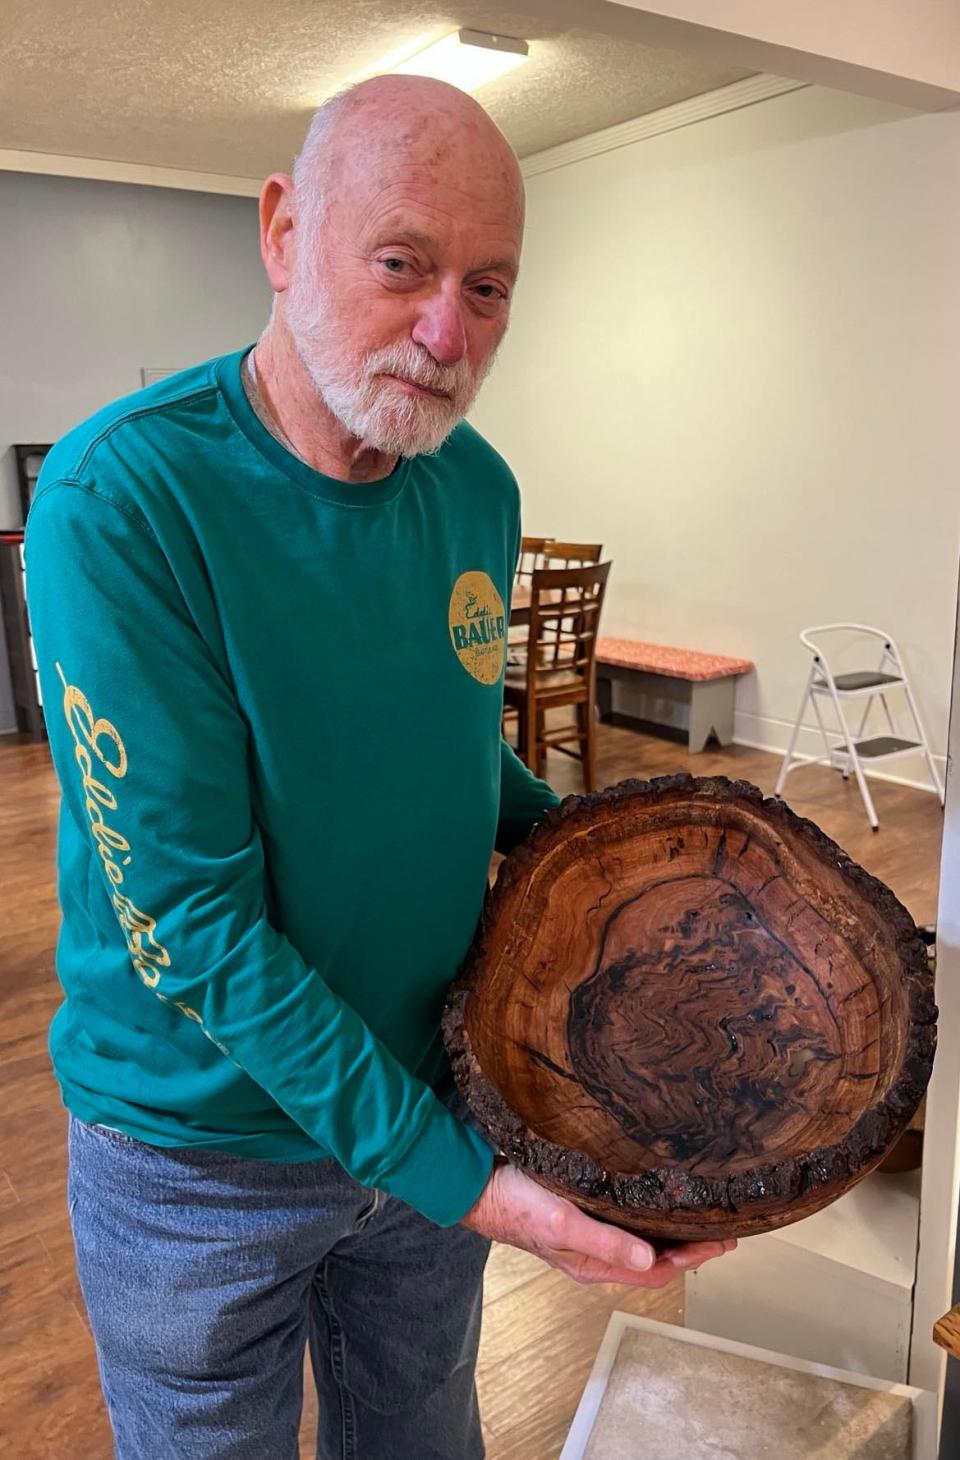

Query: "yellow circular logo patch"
left=449, top=571, right=506, bottom=685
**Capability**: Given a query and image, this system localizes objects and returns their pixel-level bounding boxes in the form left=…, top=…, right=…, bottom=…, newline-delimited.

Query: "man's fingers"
left=551, top=1238, right=738, bottom=1286
left=473, top=1167, right=739, bottom=1289
left=553, top=1251, right=685, bottom=1289
left=663, top=1239, right=737, bottom=1269
left=550, top=1202, right=657, bottom=1273
left=542, top=1198, right=736, bottom=1278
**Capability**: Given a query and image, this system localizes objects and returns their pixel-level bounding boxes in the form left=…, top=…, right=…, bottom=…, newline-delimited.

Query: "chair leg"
left=512, top=704, right=529, bottom=767
left=577, top=700, right=595, bottom=792
left=535, top=709, right=547, bottom=780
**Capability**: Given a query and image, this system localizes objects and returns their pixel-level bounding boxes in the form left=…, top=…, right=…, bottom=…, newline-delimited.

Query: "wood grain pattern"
left=446, top=775, right=936, bottom=1242
left=0, top=726, right=943, bottom=1460
left=934, top=1303, right=960, bottom=1362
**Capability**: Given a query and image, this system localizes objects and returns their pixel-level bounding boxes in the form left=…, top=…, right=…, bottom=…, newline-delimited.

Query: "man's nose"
left=411, top=289, right=467, bottom=368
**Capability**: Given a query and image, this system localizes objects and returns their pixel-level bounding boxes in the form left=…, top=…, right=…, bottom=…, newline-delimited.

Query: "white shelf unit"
left=686, top=1169, right=921, bottom=1385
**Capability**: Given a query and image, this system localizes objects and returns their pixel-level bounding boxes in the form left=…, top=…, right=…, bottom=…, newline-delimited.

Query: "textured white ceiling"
left=3, top=0, right=753, bottom=177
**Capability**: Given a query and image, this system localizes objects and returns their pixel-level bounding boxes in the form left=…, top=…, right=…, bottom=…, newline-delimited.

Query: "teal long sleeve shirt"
left=25, top=347, right=559, bottom=1226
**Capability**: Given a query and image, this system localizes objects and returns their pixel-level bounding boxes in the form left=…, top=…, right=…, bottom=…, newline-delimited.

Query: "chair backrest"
left=799, top=623, right=902, bottom=680
left=524, top=562, right=611, bottom=691
left=516, top=536, right=553, bottom=587
left=543, top=540, right=603, bottom=568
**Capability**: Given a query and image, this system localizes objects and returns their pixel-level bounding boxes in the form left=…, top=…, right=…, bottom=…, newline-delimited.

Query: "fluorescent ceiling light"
left=392, top=29, right=529, bottom=93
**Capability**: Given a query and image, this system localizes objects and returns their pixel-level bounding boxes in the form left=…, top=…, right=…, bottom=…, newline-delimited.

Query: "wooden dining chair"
left=503, top=561, right=611, bottom=791
left=515, top=536, right=553, bottom=588
left=543, top=540, right=603, bottom=568
left=509, top=536, right=553, bottom=666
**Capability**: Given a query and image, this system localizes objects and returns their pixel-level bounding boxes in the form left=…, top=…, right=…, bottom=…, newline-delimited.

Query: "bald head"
left=292, top=75, right=524, bottom=235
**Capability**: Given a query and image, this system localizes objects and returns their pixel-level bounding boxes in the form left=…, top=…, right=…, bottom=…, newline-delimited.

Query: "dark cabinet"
left=13, top=444, right=51, bottom=525
left=2, top=446, right=50, bottom=740
left=0, top=531, right=44, bottom=739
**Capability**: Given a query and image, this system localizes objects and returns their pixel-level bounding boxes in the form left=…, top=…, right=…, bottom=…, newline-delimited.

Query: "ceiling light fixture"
left=392, top=29, right=529, bottom=93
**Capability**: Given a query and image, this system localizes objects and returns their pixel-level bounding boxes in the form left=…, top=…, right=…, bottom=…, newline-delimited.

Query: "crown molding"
left=521, top=73, right=808, bottom=179
left=0, top=148, right=262, bottom=197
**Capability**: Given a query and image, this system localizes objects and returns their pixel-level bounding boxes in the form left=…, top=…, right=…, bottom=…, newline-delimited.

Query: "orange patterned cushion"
left=596, top=637, right=753, bottom=683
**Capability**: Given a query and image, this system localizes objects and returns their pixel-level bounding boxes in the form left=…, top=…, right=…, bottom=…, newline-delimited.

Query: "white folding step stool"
left=775, top=623, right=944, bottom=831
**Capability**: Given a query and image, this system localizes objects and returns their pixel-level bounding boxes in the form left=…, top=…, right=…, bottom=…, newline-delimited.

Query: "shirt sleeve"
left=25, top=481, right=494, bottom=1227
left=496, top=738, right=561, bottom=854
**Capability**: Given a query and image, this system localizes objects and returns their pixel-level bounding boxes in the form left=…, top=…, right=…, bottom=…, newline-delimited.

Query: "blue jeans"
left=67, top=1115, right=491, bottom=1459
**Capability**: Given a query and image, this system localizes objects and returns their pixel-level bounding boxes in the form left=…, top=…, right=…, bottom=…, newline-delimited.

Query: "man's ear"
left=259, top=174, right=296, bottom=294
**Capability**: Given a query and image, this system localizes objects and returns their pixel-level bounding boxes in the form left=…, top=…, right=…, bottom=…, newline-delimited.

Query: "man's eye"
left=474, top=284, right=506, bottom=301
left=382, top=258, right=409, bottom=273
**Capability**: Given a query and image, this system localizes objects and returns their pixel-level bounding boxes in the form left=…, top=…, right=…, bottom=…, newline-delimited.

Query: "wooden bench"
left=595, top=638, right=754, bottom=753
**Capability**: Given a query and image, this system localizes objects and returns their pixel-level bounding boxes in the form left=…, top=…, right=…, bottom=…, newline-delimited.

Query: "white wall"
left=0, top=171, right=269, bottom=731
left=472, top=85, right=960, bottom=788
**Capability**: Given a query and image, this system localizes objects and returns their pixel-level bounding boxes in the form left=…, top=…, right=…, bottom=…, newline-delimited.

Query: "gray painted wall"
left=0, top=171, right=270, bottom=731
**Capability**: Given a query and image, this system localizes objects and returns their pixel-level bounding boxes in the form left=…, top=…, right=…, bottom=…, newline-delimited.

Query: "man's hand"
left=462, top=1159, right=736, bottom=1287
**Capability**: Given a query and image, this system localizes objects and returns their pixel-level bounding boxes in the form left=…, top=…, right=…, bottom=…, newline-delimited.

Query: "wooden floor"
left=0, top=724, right=943, bottom=1459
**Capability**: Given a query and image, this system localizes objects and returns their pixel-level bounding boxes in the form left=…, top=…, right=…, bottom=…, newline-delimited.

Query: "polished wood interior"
left=470, top=793, right=908, bottom=1177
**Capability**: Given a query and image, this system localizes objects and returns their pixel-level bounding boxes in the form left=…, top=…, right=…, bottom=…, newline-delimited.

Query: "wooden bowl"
left=443, top=775, right=936, bottom=1242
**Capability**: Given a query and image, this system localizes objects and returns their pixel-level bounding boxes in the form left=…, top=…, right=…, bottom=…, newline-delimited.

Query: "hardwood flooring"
left=0, top=725, right=942, bottom=1458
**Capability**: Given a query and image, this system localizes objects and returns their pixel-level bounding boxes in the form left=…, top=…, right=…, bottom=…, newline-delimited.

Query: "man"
left=26, top=76, right=733, bottom=1458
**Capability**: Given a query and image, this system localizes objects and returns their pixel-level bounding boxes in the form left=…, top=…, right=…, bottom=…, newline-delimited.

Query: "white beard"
left=285, top=263, right=496, bottom=457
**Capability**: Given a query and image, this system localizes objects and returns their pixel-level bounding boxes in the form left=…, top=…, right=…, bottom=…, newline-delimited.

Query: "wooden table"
left=509, top=584, right=532, bottom=627
left=510, top=584, right=566, bottom=628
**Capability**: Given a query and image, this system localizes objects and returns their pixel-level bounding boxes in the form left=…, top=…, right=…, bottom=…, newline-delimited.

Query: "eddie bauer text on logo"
left=448, top=571, right=506, bottom=686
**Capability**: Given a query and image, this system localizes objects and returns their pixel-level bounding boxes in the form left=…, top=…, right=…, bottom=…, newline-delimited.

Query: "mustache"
left=362, top=344, right=473, bottom=401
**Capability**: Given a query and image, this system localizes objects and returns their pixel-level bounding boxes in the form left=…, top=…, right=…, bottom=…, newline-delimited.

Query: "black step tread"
left=853, top=736, right=920, bottom=758
left=830, top=671, right=903, bottom=691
